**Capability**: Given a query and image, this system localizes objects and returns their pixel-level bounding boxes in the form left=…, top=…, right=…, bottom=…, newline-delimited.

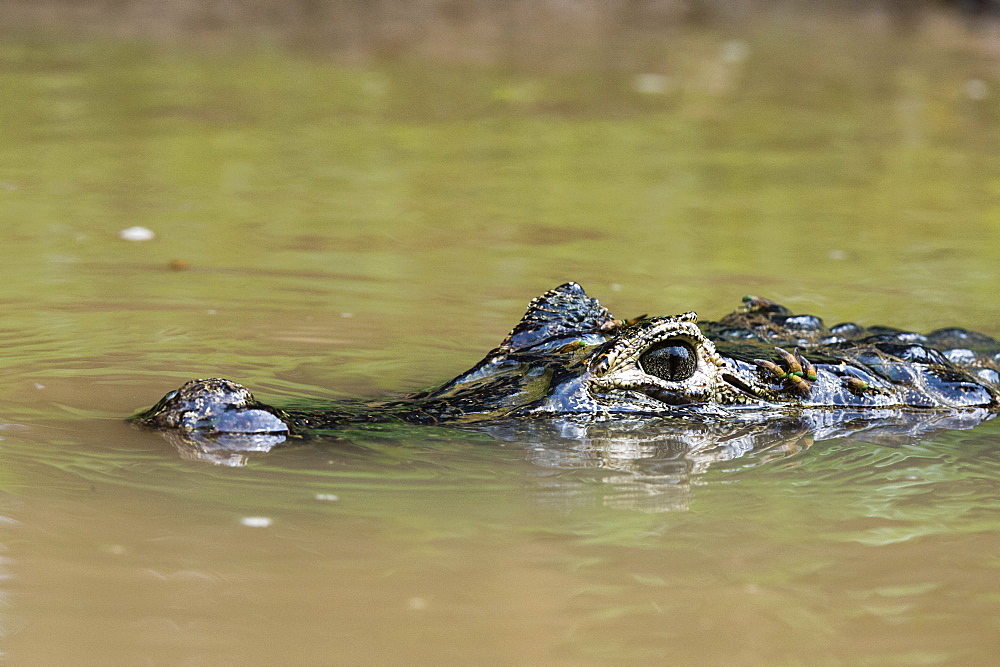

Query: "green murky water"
left=2, top=19, right=1000, bottom=662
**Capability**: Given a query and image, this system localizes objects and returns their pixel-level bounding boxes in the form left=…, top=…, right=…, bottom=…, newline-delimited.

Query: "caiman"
left=132, top=283, right=1000, bottom=450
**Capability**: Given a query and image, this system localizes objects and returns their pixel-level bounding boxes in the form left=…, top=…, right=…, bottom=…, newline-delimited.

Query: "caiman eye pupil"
left=639, top=340, right=697, bottom=382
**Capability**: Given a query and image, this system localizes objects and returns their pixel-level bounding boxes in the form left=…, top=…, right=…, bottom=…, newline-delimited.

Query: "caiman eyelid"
left=590, top=353, right=611, bottom=375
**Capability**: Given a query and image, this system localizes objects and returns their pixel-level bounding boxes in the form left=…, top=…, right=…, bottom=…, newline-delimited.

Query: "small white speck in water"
left=632, top=73, right=670, bottom=95
left=966, top=79, right=987, bottom=100
left=33, top=383, right=45, bottom=390
left=828, top=249, right=846, bottom=260
left=240, top=517, right=272, bottom=528
left=721, top=40, right=750, bottom=63
left=339, top=312, right=353, bottom=318
left=610, top=283, right=622, bottom=292
left=119, top=226, right=156, bottom=241
left=407, top=597, right=428, bottom=611
left=315, top=494, right=339, bottom=502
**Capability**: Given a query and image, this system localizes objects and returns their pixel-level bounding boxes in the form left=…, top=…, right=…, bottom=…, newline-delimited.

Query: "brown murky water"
left=2, top=15, right=1000, bottom=663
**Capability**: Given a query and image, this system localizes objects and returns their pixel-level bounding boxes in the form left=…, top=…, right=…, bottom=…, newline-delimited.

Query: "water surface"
left=1, top=18, right=1000, bottom=662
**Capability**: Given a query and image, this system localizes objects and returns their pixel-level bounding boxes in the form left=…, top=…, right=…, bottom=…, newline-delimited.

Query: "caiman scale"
left=133, top=283, right=1000, bottom=439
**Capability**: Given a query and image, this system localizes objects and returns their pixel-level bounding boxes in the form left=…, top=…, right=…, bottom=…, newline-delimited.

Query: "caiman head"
left=131, top=282, right=999, bottom=444
left=474, top=283, right=774, bottom=418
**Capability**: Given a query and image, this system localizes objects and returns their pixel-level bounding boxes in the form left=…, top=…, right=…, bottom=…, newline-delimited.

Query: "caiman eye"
left=639, top=339, right=698, bottom=382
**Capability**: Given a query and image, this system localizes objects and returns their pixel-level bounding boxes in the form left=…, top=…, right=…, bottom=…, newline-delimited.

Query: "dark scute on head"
left=859, top=327, right=928, bottom=345
left=639, top=340, right=698, bottom=382
left=772, top=314, right=825, bottom=332
left=699, top=322, right=760, bottom=341
left=873, top=343, right=949, bottom=366
left=974, top=367, right=1000, bottom=385
left=920, top=367, right=997, bottom=406
left=499, top=282, right=615, bottom=352
left=926, top=327, right=1000, bottom=350
left=944, top=348, right=978, bottom=366
left=830, top=322, right=864, bottom=337
left=854, top=349, right=918, bottom=384
left=741, top=296, right=792, bottom=316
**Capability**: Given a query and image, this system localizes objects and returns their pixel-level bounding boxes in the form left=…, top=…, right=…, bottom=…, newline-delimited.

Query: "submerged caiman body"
left=133, top=283, right=1000, bottom=438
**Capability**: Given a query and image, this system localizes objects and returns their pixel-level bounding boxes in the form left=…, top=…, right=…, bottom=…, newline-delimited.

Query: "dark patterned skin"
left=132, top=283, right=1000, bottom=438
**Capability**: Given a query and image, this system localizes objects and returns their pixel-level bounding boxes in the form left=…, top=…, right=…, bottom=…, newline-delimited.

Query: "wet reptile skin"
left=132, top=283, right=1000, bottom=438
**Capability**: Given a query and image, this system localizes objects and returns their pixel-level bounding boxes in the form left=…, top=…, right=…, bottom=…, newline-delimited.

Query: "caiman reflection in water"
left=134, top=283, right=999, bottom=493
